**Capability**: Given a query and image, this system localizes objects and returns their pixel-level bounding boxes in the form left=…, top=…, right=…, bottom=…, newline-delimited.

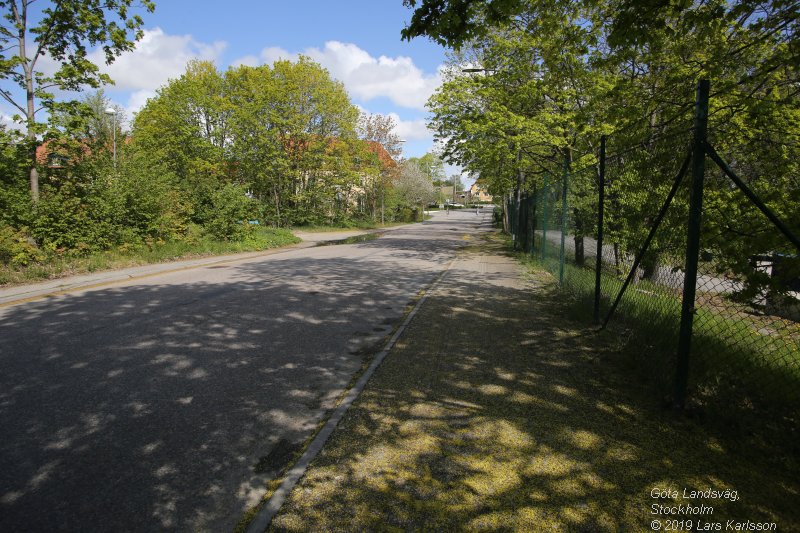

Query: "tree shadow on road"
left=0, top=237, right=459, bottom=533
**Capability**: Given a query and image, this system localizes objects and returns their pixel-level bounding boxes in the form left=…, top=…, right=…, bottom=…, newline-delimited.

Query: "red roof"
left=364, top=141, right=397, bottom=169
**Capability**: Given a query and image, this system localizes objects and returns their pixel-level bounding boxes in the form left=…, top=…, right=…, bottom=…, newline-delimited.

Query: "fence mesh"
left=505, top=108, right=799, bottom=432
left=690, top=149, right=800, bottom=419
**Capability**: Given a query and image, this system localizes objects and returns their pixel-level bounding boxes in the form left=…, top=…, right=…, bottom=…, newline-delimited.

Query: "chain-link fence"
left=506, top=80, right=800, bottom=431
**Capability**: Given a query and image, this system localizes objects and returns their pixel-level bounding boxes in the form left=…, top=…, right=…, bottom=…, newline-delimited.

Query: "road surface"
left=0, top=210, right=489, bottom=532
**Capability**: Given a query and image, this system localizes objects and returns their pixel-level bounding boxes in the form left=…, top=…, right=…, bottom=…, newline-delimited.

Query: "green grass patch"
left=291, top=220, right=407, bottom=232
left=518, top=235, right=800, bottom=437
left=0, top=227, right=299, bottom=287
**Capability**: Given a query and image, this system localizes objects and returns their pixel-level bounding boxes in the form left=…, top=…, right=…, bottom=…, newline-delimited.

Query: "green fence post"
left=594, top=135, right=606, bottom=324
left=675, top=79, right=710, bottom=409
left=559, top=150, right=570, bottom=285
left=541, top=174, right=549, bottom=262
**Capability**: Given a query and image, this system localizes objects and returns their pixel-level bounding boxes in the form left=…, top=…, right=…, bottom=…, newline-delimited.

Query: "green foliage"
left=406, top=152, right=446, bottom=183
left=110, top=150, right=193, bottom=242
left=423, top=0, right=799, bottom=298
left=0, top=0, right=156, bottom=198
left=0, top=226, right=43, bottom=266
left=0, top=127, right=31, bottom=227
left=132, top=57, right=367, bottom=229
left=0, top=51, right=391, bottom=273
left=31, top=180, right=117, bottom=254
left=203, top=183, right=255, bottom=241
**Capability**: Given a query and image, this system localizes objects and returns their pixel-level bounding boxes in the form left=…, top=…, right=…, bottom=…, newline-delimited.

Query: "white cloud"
left=308, top=41, right=441, bottom=110
left=124, top=89, right=157, bottom=119
left=89, top=27, right=226, bottom=92
left=259, top=47, right=298, bottom=65
left=387, top=113, right=431, bottom=141
left=234, top=41, right=441, bottom=111
left=0, top=112, right=24, bottom=131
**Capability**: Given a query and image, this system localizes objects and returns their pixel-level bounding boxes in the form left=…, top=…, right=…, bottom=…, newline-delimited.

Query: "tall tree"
left=227, top=57, right=360, bottom=225
left=395, top=158, right=438, bottom=210
left=357, top=112, right=404, bottom=159
left=132, top=60, right=233, bottom=225
left=0, top=0, right=155, bottom=201
left=406, top=152, right=446, bottom=183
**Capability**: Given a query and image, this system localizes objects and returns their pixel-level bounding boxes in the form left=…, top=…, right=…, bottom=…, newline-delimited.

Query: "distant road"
left=539, top=229, right=742, bottom=294
left=0, top=211, right=489, bottom=532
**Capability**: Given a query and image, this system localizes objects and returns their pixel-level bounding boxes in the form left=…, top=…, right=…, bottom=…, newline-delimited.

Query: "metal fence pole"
left=674, top=79, right=710, bottom=409
left=541, top=174, right=549, bottom=261
left=559, top=149, right=570, bottom=285
left=594, top=135, right=606, bottom=324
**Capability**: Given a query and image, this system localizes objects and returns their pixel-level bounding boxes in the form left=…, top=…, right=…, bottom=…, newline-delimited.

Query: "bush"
left=110, top=159, right=193, bottom=243
left=0, top=226, right=44, bottom=267
left=203, top=183, right=256, bottom=240
left=31, top=181, right=118, bottom=254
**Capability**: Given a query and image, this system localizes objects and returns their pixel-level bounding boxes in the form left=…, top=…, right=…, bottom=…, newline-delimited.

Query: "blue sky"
left=9, top=1, right=464, bottom=177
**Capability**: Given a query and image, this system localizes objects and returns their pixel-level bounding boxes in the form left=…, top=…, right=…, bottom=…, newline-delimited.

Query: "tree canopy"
left=0, top=0, right=155, bottom=201
left=417, top=0, right=799, bottom=289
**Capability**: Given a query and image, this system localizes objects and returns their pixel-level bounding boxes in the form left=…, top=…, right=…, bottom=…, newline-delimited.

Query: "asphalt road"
left=0, top=210, right=490, bottom=532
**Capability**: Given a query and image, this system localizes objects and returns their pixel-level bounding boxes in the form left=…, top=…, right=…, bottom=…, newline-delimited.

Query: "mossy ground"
left=269, top=231, right=799, bottom=532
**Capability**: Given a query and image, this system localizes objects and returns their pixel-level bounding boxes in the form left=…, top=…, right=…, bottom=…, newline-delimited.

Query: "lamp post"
left=104, top=107, right=117, bottom=170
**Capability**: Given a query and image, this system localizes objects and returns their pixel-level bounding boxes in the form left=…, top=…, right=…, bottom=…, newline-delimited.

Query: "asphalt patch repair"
left=264, top=232, right=800, bottom=531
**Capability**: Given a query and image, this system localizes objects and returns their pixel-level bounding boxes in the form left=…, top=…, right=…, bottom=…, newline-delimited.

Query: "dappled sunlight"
left=567, top=429, right=603, bottom=450
left=476, top=383, right=508, bottom=395
left=552, top=384, right=579, bottom=397
left=272, top=234, right=800, bottom=531
left=603, top=442, right=640, bottom=462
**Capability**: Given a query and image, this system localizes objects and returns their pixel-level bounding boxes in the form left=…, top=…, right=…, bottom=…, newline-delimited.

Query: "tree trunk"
left=574, top=235, right=584, bottom=266
left=513, top=149, right=524, bottom=249
left=640, top=251, right=661, bottom=281
left=502, top=194, right=510, bottom=233
left=272, top=185, right=282, bottom=227
left=19, top=8, right=40, bottom=203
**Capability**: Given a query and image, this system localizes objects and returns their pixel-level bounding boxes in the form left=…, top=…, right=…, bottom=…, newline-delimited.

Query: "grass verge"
left=269, top=231, right=799, bottom=531
left=291, top=221, right=407, bottom=233
left=0, top=227, right=299, bottom=286
left=524, top=239, right=799, bottom=438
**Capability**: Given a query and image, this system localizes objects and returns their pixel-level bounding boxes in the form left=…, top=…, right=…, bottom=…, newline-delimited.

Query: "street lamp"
left=104, top=107, right=117, bottom=170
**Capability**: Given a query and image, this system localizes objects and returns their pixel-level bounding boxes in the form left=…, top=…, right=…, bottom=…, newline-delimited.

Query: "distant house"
left=35, top=140, right=85, bottom=170
left=35, top=137, right=127, bottom=174
left=469, top=182, right=493, bottom=203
